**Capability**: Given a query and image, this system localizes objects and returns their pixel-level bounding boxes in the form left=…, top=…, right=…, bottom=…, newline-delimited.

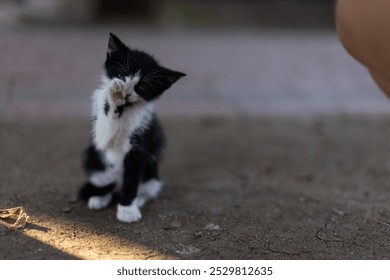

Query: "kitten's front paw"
left=109, top=79, right=127, bottom=107
left=117, top=203, right=142, bottom=223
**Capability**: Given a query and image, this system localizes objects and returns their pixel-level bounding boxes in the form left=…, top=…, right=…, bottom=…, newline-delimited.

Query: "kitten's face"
left=105, top=33, right=186, bottom=102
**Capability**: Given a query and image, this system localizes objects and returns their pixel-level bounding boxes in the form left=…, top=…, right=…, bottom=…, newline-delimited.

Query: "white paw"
left=88, top=194, right=112, bottom=210
left=117, top=203, right=142, bottom=223
left=109, top=79, right=126, bottom=106
left=138, top=179, right=162, bottom=199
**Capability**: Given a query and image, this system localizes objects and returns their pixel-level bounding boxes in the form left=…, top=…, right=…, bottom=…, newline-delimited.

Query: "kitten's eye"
left=117, top=74, right=125, bottom=82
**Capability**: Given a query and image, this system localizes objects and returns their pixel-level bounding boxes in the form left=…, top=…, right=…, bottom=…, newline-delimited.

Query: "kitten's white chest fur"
left=91, top=77, right=154, bottom=184
left=92, top=76, right=153, bottom=165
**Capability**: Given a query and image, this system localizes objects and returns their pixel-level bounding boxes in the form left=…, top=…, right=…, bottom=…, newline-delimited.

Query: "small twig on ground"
left=331, top=208, right=346, bottom=217
left=373, top=218, right=390, bottom=228
left=0, top=206, right=29, bottom=230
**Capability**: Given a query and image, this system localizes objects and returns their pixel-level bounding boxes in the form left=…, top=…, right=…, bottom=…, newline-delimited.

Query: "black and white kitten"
left=79, top=33, right=185, bottom=223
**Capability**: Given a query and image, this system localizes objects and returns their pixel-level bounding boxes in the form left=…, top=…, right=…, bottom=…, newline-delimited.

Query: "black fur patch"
left=104, top=100, right=110, bottom=116
left=114, top=104, right=125, bottom=118
left=82, top=144, right=105, bottom=175
left=78, top=182, right=116, bottom=201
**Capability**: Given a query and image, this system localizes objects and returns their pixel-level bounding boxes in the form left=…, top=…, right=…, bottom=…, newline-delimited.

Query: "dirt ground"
left=1, top=116, right=390, bottom=260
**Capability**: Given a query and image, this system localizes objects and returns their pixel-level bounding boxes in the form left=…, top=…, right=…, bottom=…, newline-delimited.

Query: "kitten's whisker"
left=143, top=78, right=165, bottom=87
left=145, top=75, right=171, bottom=79
left=111, top=61, right=126, bottom=72
left=144, top=69, right=164, bottom=78
left=118, top=53, right=128, bottom=71
left=144, top=78, right=166, bottom=86
left=142, top=69, right=165, bottom=80
left=111, top=60, right=124, bottom=67
left=111, top=66, right=125, bottom=72
left=126, top=52, right=132, bottom=72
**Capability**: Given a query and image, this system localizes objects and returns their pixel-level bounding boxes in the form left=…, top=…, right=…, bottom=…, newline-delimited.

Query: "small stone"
left=331, top=208, right=346, bottom=216
left=163, top=220, right=182, bottom=230
left=62, top=206, right=74, bottom=213
left=204, top=223, right=221, bottom=231
left=194, top=232, right=202, bottom=238
left=176, top=245, right=201, bottom=255
left=295, top=174, right=314, bottom=183
left=261, top=164, right=275, bottom=174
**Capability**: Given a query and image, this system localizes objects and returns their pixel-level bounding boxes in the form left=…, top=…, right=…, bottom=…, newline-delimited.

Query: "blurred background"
left=0, top=0, right=336, bottom=28
left=0, top=0, right=388, bottom=118
left=4, top=1, right=390, bottom=261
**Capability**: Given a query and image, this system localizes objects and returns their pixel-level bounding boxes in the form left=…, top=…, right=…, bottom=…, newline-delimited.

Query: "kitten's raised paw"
left=109, top=79, right=127, bottom=106
left=88, top=193, right=112, bottom=210
left=117, top=203, right=142, bottom=223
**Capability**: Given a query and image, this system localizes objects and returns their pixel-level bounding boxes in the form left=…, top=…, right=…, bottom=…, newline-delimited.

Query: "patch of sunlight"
left=22, top=214, right=174, bottom=260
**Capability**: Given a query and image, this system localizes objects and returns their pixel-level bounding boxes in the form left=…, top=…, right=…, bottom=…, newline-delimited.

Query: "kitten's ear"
left=108, top=33, right=126, bottom=53
left=159, top=68, right=186, bottom=85
left=135, top=67, right=186, bottom=101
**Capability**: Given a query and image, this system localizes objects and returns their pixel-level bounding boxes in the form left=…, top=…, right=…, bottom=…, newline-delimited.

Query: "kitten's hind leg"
left=137, top=161, right=162, bottom=207
left=137, top=180, right=162, bottom=208
left=80, top=144, right=116, bottom=210
left=79, top=181, right=116, bottom=210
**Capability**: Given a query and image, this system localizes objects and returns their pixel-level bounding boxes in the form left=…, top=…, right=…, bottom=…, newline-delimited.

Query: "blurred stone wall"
left=0, top=0, right=96, bottom=23
left=0, top=0, right=335, bottom=28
